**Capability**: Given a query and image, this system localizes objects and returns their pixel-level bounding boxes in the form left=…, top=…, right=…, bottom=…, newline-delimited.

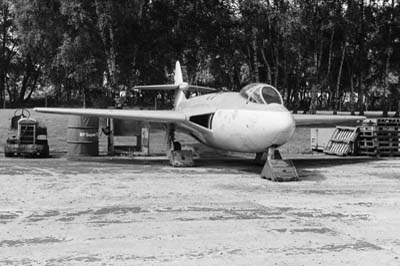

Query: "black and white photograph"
left=0, top=0, right=400, bottom=265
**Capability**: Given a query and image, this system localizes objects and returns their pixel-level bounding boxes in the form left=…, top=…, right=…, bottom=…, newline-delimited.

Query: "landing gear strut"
left=167, top=124, right=193, bottom=167
left=168, top=124, right=181, bottom=151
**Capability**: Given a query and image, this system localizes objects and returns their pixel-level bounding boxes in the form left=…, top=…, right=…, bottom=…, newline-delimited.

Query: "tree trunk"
left=283, top=55, right=288, bottom=104
left=293, top=89, right=299, bottom=114
left=18, top=56, right=33, bottom=105
left=1, top=2, right=8, bottom=109
left=260, top=47, right=272, bottom=84
left=346, top=47, right=356, bottom=115
left=23, top=66, right=40, bottom=103
left=274, top=45, right=279, bottom=88
left=252, top=26, right=259, bottom=82
left=383, top=48, right=392, bottom=117
left=357, top=0, right=365, bottom=115
left=383, top=0, right=394, bottom=117
left=324, top=26, right=334, bottom=96
left=309, top=85, right=317, bottom=114
left=327, top=27, right=334, bottom=78
left=334, top=43, right=346, bottom=115
left=350, top=74, right=355, bottom=115
left=95, top=0, right=118, bottom=98
left=247, top=45, right=253, bottom=76
left=6, top=84, right=12, bottom=104
left=396, top=87, right=400, bottom=117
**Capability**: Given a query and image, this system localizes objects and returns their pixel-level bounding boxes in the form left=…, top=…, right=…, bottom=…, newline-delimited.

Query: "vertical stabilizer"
left=174, top=61, right=183, bottom=85
left=173, top=61, right=186, bottom=109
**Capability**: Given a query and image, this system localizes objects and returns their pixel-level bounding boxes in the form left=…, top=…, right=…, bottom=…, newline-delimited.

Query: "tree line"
left=0, top=0, right=399, bottom=115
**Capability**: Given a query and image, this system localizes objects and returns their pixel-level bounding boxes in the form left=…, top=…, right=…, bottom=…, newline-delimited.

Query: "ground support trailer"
left=4, top=117, right=49, bottom=158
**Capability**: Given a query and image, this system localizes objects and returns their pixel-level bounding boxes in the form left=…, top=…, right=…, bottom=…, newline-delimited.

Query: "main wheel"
left=173, top=141, right=181, bottom=151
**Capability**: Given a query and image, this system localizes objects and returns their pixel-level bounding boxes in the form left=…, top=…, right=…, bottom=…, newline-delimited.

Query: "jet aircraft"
left=35, top=61, right=364, bottom=179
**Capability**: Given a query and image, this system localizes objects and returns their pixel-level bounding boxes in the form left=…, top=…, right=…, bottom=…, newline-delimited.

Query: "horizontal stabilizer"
left=133, top=84, right=216, bottom=93
left=293, top=114, right=365, bottom=127
left=34, top=108, right=186, bottom=123
left=133, top=84, right=179, bottom=90
left=188, top=85, right=217, bottom=93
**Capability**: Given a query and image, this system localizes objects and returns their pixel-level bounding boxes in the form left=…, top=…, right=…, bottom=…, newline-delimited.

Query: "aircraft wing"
left=293, top=114, right=365, bottom=127
left=34, top=108, right=186, bottom=123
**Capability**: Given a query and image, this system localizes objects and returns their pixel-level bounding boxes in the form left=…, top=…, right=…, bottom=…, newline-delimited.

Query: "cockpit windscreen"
left=240, top=83, right=283, bottom=105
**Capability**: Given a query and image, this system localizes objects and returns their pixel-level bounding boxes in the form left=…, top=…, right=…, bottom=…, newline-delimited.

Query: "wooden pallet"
left=359, top=138, right=378, bottom=147
left=357, top=122, right=377, bottom=156
left=358, top=147, right=378, bottom=156
left=377, top=133, right=400, bottom=140
left=377, top=118, right=400, bottom=126
left=377, top=126, right=400, bottom=132
left=378, top=140, right=400, bottom=146
left=376, top=118, right=400, bottom=157
left=324, top=127, right=359, bottom=156
left=376, top=148, right=400, bottom=157
left=356, top=119, right=400, bottom=157
left=358, top=126, right=376, bottom=138
left=358, top=138, right=378, bottom=156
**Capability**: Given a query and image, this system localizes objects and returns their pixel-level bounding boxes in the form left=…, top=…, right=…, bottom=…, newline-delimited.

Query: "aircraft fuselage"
left=177, top=92, right=296, bottom=153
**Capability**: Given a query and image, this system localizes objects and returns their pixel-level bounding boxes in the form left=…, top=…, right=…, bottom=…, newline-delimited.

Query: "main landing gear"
left=167, top=124, right=194, bottom=167
left=167, top=124, right=182, bottom=151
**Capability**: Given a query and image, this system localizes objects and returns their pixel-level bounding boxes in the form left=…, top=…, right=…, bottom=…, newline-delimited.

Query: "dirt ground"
left=1, top=109, right=400, bottom=265
left=0, top=155, right=400, bottom=266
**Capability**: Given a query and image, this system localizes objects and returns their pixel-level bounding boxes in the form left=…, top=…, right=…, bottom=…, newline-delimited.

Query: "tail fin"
left=173, top=61, right=186, bottom=109
left=133, top=61, right=215, bottom=110
left=174, top=61, right=183, bottom=85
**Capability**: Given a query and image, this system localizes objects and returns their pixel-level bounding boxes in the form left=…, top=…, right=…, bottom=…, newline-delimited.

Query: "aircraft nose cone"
left=271, top=111, right=296, bottom=146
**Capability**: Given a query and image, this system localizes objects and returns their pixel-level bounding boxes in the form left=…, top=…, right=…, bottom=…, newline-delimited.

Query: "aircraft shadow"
left=293, top=157, right=378, bottom=182
left=51, top=151, right=379, bottom=182
left=292, top=158, right=377, bottom=168
left=63, top=153, right=261, bottom=174
left=196, top=157, right=261, bottom=174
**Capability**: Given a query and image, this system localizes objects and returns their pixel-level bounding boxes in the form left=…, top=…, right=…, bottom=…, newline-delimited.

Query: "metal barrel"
left=67, top=116, right=99, bottom=156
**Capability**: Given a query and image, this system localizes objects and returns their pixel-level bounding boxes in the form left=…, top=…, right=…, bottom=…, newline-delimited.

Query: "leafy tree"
left=1, top=0, right=398, bottom=114
left=0, top=0, right=17, bottom=107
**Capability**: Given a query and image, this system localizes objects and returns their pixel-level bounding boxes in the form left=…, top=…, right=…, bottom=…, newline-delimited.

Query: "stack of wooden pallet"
left=357, top=118, right=400, bottom=157
left=376, top=118, right=400, bottom=157
left=358, top=121, right=378, bottom=156
left=324, top=126, right=359, bottom=156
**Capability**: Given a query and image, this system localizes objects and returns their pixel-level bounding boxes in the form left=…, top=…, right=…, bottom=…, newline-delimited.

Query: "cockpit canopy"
left=240, top=83, right=283, bottom=105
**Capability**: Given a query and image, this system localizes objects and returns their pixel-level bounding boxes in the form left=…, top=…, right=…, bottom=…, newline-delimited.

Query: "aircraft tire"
left=173, top=141, right=181, bottom=151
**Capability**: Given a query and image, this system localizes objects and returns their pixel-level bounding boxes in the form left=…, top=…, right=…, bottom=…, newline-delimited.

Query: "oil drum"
left=67, top=116, right=99, bottom=156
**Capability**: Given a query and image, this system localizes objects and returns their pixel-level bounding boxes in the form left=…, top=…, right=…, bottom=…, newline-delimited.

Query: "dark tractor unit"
left=4, top=117, right=49, bottom=158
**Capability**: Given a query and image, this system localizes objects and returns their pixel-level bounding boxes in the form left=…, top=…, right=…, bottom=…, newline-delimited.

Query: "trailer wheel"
left=4, top=152, right=15, bottom=157
left=41, top=149, right=49, bottom=158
